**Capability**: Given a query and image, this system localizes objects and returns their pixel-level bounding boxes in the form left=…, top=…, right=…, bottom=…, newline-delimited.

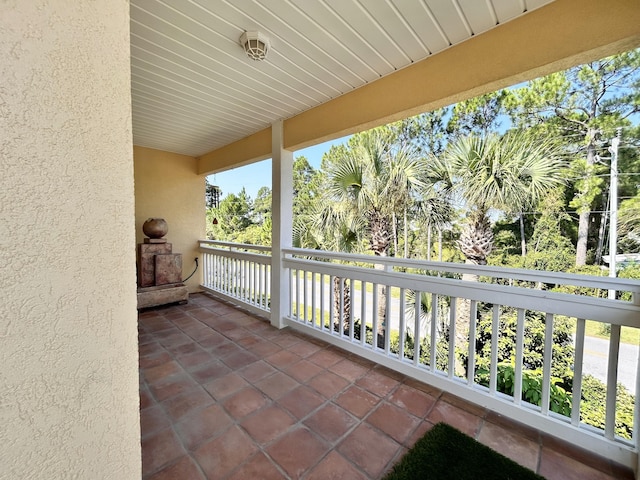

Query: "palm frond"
left=444, top=132, right=565, bottom=213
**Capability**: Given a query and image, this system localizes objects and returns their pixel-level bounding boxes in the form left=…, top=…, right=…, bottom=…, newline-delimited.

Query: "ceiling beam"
left=198, top=127, right=271, bottom=175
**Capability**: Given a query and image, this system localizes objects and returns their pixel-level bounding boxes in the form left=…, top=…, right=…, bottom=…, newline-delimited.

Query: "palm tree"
left=293, top=201, right=365, bottom=333
left=426, top=132, right=565, bottom=343
left=325, top=129, right=426, bottom=254
left=429, top=132, right=565, bottom=272
left=413, top=181, right=455, bottom=260
left=324, top=128, right=425, bottom=339
left=404, top=290, right=450, bottom=369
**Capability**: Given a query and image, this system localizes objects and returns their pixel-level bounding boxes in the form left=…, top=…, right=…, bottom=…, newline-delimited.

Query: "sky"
left=207, top=136, right=349, bottom=200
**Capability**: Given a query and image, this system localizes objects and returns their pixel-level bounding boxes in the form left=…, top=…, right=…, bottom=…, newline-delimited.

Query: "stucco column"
left=270, top=121, right=293, bottom=328
left=0, top=1, right=140, bottom=478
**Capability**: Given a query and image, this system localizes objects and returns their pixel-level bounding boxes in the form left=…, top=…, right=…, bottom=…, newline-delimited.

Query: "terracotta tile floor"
left=139, top=293, right=633, bottom=480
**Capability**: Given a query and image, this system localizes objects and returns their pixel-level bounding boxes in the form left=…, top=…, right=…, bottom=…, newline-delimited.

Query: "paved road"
left=582, top=335, right=638, bottom=394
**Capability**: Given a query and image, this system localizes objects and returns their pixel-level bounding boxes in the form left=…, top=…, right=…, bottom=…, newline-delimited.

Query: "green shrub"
left=472, top=307, right=574, bottom=388
left=580, top=375, right=634, bottom=440
left=476, top=362, right=572, bottom=416
left=332, top=311, right=635, bottom=440
left=619, top=263, right=640, bottom=302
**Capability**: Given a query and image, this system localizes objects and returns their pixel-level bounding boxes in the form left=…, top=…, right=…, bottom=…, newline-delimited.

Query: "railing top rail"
left=284, top=247, right=640, bottom=292
left=284, top=256, right=640, bottom=327
left=199, top=239, right=272, bottom=253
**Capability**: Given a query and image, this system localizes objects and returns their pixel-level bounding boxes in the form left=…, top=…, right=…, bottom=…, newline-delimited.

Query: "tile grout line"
left=179, top=308, right=246, bottom=480
left=188, top=302, right=324, bottom=479
left=140, top=309, right=208, bottom=479
left=233, top=313, right=415, bottom=480
left=254, top=337, right=366, bottom=479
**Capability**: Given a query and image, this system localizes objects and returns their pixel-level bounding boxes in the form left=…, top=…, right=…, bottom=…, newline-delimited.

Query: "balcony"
left=138, top=239, right=640, bottom=478
left=140, top=292, right=633, bottom=479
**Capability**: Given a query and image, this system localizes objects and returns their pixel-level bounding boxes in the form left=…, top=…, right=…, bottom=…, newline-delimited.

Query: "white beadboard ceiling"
left=130, top=0, right=554, bottom=157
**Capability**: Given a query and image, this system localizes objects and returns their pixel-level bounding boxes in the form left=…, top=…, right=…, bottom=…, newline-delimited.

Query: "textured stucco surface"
left=134, top=146, right=205, bottom=292
left=0, top=1, right=140, bottom=479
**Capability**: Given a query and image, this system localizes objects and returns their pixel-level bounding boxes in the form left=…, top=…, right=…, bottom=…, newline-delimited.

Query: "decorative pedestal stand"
left=136, top=218, right=189, bottom=309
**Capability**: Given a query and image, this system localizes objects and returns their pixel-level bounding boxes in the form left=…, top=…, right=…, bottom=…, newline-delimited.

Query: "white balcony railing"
left=199, top=240, right=271, bottom=317
left=200, top=240, right=640, bottom=471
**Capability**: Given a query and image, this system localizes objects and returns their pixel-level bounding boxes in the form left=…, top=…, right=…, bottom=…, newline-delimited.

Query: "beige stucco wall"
left=0, top=1, right=140, bottom=479
left=134, top=146, right=205, bottom=292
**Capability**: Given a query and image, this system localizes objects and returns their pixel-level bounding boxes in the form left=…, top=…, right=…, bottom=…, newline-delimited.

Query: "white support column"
left=270, top=120, right=293, bottom=328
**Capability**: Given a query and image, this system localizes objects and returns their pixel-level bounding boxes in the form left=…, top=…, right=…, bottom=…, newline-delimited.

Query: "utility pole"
left=608, top=128, right=621, bottom=299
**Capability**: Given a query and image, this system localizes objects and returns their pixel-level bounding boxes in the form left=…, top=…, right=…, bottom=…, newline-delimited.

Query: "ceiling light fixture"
left=239, top=31, right=270, bottom=61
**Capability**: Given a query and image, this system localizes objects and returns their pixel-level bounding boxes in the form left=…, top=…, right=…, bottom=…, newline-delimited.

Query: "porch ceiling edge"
left=197, top=126, right=272, bottom=176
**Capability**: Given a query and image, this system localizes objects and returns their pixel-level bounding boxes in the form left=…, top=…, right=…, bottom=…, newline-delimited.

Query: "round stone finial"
left=142, top=218, right=168, bottom=239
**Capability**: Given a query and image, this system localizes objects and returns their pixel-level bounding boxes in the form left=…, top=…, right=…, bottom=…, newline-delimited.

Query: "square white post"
left=270, top=120, right=293, bottom=328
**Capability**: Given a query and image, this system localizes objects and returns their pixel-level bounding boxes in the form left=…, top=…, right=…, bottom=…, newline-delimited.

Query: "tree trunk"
left=392, top=212, right=398, bottom=257
left=576, top=129, right=598, bottom=266
left=458, top=211, right=493, bottom=269
left=458, top=256, right=483, bottom=351
left=403, top=209, right=408, bottom=258
left=375, top=270, right=387, bottom=347
left=576, top=210, right=590, bottom=266
left=519, top=213, right=526, bottom=257
left=595, top=191, right=609, bottom=265
left=332, top=277, right=351, bottom=333
left=456, top=212, right=493, bottom=376
left=368, top=212, right=391, bottom=346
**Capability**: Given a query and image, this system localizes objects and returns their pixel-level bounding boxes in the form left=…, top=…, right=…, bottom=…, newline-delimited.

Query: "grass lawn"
left=585, top=320, right=639, bottom=345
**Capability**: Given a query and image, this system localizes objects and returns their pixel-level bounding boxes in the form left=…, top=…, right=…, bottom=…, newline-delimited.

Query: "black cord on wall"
left=182, top=257, right=199, bottom=282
